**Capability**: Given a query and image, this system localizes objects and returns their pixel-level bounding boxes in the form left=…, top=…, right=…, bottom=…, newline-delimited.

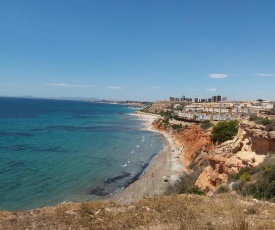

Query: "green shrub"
left=249, top=166, right=275, bottom=200
left=200, top=120, right=213, bottom=130
left=164, top=171, right=204, bottom=196
left=261, top=117, right=272, bottom=125
left=240, top=172, right=250, bottom=182
left=170, top=123, right=182, bottom=130
left=210, top=120, right=238, bottom=144
left=159, top=110, right=174, bottom=119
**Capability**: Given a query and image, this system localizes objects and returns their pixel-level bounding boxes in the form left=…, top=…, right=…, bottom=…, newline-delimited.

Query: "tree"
left=210, top=120, right=238, bottom=144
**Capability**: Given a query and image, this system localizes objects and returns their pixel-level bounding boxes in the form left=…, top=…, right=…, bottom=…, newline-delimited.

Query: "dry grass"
left=1, top=194, right=275, bottom=229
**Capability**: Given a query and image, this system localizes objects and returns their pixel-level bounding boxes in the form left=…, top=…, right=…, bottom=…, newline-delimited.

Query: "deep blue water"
left=0, top=97, right=162, bottom=211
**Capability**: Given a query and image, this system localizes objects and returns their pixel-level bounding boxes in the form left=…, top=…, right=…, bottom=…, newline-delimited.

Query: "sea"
left=0, top=97, right=163, bottom=211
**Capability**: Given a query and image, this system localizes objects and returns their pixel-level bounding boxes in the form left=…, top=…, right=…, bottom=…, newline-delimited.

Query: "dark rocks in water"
left=124, top=163, right=149, bottom=189
left=89, top=187, right=109, bottom=196
left=95, top=155, right=157, bottom=196
left=104, top=172, right=131, bottom=184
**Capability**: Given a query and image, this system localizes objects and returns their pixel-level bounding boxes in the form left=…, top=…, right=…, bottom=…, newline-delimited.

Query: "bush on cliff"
left=170, top=123, right=188, bottom=132
left=210, top=120, right=238, bottom=144
left=159, top=110, right=174, bottom=119
left=226, top=155, right=275, bottom=202
left=249, top=115, right=275, bottom=131
left=164, top=171, right=204, bottom=196
left=170, top=123, right=182, bottom=130
left=200, top=120, right=213, bottom=130
left=243, top=165, right=275, bottom=201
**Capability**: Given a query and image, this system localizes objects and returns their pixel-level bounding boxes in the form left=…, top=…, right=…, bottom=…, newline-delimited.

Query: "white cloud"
left=151, top=86, right=160, bottom=89
left=205, top=88, right=217, bottom=91
left=107, top=86, right=122, bottom=90
left=47, top=83, right=96, bottom=88
left=189, top=88, right=197, bottom=91
left=208, top=74, right=228, bottom=79
left=255, top=73, right=275, bottom=77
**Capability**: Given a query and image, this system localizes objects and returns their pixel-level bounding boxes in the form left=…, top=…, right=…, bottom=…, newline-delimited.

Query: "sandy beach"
left=113, top=112, right=184, bottom=203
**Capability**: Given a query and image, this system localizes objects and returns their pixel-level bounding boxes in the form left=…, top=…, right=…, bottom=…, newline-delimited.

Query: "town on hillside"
left=144, top=95, right=275, bottom=122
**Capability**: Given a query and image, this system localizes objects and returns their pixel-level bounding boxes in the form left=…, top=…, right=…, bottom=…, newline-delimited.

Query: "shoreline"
left=112, top=112, right=184, bottom=203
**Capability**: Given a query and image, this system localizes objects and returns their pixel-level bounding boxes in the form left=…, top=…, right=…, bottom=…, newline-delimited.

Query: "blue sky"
left=1, top=1, right=275, bottom=101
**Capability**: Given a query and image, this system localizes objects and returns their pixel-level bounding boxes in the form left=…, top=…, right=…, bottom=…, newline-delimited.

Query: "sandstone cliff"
left=153, top=118, right=275, bottom=194
left=152, top=119, right=213, bottom=169
left=195, top=119, right=275, bottom=193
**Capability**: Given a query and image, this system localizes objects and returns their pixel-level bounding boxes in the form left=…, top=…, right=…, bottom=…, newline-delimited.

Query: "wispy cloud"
left=205, top=88, right=217, bottom=91
left=107, top=86, right=122, bottom=90
left=208, top=74, right=228, bottom=79
left=47, top=83, right=96, bottom=88
left=151, top=86, right=160, bottom=89
left=255, top=73, right=275, bottom=77
left=189, top=88, right=197, bottom=91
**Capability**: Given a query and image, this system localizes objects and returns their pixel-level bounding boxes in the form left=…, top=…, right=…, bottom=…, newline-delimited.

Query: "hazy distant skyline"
left=1, top=1, right=275, bottom=101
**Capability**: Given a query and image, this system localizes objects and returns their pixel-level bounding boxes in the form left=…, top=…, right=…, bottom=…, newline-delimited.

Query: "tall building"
left=212, top=96, right=217, bottom=102
left=212, top=95, right=222, bottom=102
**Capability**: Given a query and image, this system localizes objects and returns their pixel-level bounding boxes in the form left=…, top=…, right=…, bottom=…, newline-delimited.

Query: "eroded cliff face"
left=153, top=118, right=275, bottom=194
left=195, top=119, right=275, bottom=194
left=172, top=125, right=213, bottom=168
left=152, top=119, right=214, bottom=168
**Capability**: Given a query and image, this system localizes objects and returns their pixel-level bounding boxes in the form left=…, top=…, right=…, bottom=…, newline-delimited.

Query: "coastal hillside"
left=152, top=116, right=275, bottom=194
left=0, top=194, right=275, bottom=229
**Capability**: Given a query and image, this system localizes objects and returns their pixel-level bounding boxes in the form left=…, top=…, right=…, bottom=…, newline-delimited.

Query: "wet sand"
left=113, top=112, right=184, bottom=203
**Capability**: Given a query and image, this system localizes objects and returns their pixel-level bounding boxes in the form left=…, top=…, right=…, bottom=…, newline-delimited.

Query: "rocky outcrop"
left=239, top=119, right=275, bottom=154
left=195, top=119, right=275, bottom=194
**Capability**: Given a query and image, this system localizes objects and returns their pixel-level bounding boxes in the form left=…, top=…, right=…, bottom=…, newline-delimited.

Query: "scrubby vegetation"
left=2, top=194, right=275, bottom=229
left=249, top=115, right=275, bottom=131
left=170, top=123, right=188, bottom=132
left=159, top=110, right=174, bottom=119
left=219, top=155, right=275, bottom=202
left=244, top=165, right=275, bottom=200
left=164, top=171, right=204, bottom=196
left=200, top=120, right=213, bottom=130
left=210, top=120, right=238, bottom=144
left=156, top=117, right=188, bottom=132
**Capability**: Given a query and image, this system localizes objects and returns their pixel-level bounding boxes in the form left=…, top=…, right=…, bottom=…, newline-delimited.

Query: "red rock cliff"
left=152, top=119, right=214, bottom=168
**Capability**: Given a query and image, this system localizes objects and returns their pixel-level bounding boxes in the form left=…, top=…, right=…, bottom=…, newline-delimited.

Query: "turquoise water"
left=0, top=98, right=162, bottom=211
